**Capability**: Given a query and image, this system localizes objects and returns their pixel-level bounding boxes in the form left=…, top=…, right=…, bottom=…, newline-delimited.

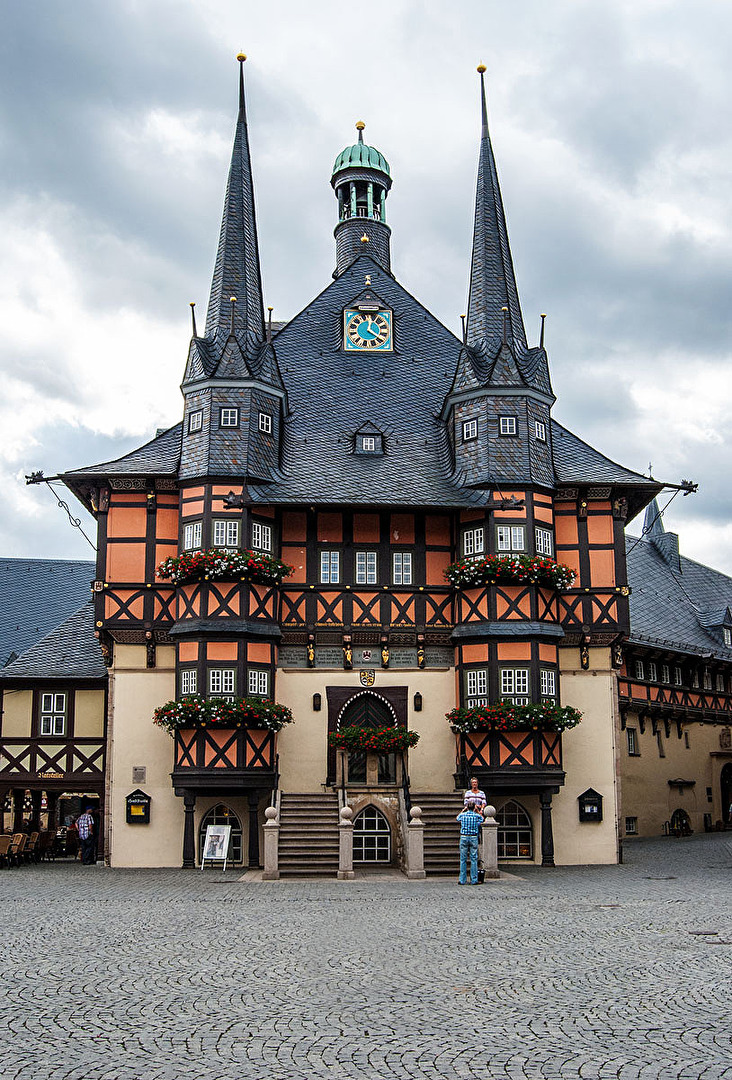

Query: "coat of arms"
left=359, top=669, right=376, bottom=686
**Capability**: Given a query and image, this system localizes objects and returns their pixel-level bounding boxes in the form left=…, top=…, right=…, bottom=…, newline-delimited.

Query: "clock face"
left=343, top=309, right=393, bottom=351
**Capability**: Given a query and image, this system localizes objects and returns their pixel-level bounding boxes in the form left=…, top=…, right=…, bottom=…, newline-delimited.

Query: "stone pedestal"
left=481, top=805, right=499, bottom=878
left=262, top=805, right=280, bottom=880
left=405, top=805, right=426, bottom=879
left=337, top=805, right=355, bottom=880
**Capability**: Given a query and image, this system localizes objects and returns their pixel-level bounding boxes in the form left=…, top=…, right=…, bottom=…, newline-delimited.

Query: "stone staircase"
left=277, top=792, right=340, bottom=877
left=411, top=792, right=464, bottom=876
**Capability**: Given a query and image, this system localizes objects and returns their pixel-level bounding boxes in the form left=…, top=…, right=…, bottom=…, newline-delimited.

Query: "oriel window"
left=213, top=520, right=240, bottom=549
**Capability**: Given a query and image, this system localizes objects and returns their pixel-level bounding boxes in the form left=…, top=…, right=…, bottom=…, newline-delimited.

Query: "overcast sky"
left=2, top=0, right=731, bottom=574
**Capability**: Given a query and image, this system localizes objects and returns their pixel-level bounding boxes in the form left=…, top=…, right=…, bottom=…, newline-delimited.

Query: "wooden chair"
left=24, top=831, right=40, bottom=863
left=0, top=835, right=11, bottom=868
left=38, top=831, right=54, bottom=861
left=8, top=833, right=26, bottom=866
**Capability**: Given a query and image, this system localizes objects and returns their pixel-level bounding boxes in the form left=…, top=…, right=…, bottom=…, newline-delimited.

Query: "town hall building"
left=3, top=59, right=731, bottom=870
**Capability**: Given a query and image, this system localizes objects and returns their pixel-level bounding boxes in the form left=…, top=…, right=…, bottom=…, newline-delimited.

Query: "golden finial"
left=237, top=53, right=247, bottom=62
left=477, top=64, right=486, bottom=74
left=360, top=234, right=370, bottom=243
left=365, top=275, right=372, bottom=285
left=356, top=121, right=365, bottom=131
left=230, top=296, right=237, bottom=302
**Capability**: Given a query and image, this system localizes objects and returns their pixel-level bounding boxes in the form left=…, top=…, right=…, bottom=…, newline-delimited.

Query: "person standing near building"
left=76, top=807, right=95, bottom=865
left=457, top=801, right=484, bottom=885
left=463, top=776, right=487, bottom=811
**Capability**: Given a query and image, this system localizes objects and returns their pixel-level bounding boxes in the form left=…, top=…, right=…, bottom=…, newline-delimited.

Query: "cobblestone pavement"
left=1, top=834, right=731, bottom=1080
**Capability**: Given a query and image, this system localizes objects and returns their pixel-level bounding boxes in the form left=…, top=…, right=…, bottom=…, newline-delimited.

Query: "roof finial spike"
left=230, top=296, right=237, bottom=337
left=460, top=314, right=467, bottom=346
left=477, top=64, right=488, bottom=140
left=356, top=120, right=365, bottom=144
left=236, top=53, right=247, bottom=117
left=189, top=302, right=197, bottom=338
left=539, top=313, right=547, bottom=349
left=501, top=305, right=508, bottom=345
left=266, top=305, right=273, bottom=344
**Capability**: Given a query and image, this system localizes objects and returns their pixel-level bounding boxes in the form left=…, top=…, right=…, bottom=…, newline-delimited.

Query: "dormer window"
left=499, top=416, right=517, bottom=436
left=535, top=421, right=547, bottom=442
left=259, top=412, right=272, bottom=434
left=354, top=427, right=383, bottom=455
left=188, top=410, right=203, bottom=434
left=463, top=419, right=478, bottom=441
left=724, top=628, right=732, bottom=647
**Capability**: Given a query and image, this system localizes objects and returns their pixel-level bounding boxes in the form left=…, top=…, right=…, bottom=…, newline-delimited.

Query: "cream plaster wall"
left=1, top=690, right=32, bottom=737
left=107, top=644, right=180, bottom=867
left=275, top=668, right=456, bottom=793
left=555, top=647, right=619, bottom=865
left=74, top=690, right=105, bottom=737
left=621, top=711, right=723, bottom=836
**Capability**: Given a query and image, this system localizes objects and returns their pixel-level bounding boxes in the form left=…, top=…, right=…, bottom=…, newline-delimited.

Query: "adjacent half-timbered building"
left=55, top=60, right=728, bottom=870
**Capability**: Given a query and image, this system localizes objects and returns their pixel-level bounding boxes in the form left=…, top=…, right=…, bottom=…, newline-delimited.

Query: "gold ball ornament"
left=237, top=53, right=247, bottom=62
left=477, top=64, right=486, bottom=73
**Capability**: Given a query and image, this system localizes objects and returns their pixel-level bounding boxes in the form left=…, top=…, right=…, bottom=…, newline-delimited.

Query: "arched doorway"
left=199, top=805, right=243, bottom=865
left=721, top=764, right=732, bottom=824
left=670, top=808, right=692, bottom=837
left=353, top=806, right=391, bottom=863
left=339, top=693, right=398, bottom=783
left=497, top=800, right=533, bottom=859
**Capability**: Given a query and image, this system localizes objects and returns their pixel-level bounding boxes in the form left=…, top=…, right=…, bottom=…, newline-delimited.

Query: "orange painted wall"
left=181, top=500, right=204, bottom=518
left=589, top=549, right=616, bottom=586
left=496, top=642, right=532, bottom=661
left=425, top=550, right=450, bottom=585
left=555, top=515, right=579, bottom=546
left=587, top=515, right=614, bottom=545
left=206, top=642, right=238, bottom=661
left=282, top=512, right=307, bottom=542
left=107, top=507, right=147, bottom=538
left=317, top=513, right=342, bottom=542
left=107, top=544, right=146, bottom=582
left=156, top=508, right=179, bottom=540
left=284, top=547, right=307, bottom=583
left=390, top=514, right=415, bottom=544
left=538, top=643, right=558, bottom=663
left=425, top=515, right=450, bottom=546
left=353, top=513, right=380, bottom=543
left=462, top=643, right=489, bottom=664
left=247, top=642, right=271, bottom=663
left=178, top=642, right=199, bottom=661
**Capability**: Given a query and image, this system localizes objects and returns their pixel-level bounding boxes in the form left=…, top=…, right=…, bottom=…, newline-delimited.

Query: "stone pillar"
left=181, top=790, right=196, bottom=868
left=338, top=805, right=355, bottom=880
left=262, top=806, right=280, bottom=880
left=248, top=791, right=261, bottom=868
left=349, top=182, right=357, bottom=218
left=405, top=805, right=426, bottom=879
left=367, top=182, right=374, bottom=218
left=540, top=791, right=555, bottom=867
left=481, top=805, right=500, bottom=879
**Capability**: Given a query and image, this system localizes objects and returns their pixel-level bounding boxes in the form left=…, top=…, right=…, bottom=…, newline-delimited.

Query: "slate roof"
left=64, top=423, right=182, bottom=480
left=626, top=531, right=732, bottom=661
left=0, top=602, right=106, bottom=681
left=0, top=558, right=95, bottom=668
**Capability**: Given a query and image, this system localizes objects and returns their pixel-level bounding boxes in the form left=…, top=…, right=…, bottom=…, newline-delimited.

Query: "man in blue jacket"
left=457, top=801, right=484, bottom=885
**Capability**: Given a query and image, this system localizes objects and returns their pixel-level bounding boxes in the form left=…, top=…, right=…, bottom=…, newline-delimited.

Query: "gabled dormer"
left=353, top=422, right=385, bottom=456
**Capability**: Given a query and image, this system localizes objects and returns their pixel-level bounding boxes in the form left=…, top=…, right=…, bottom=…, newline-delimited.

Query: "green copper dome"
left=331, top=124, right=391, bottom=179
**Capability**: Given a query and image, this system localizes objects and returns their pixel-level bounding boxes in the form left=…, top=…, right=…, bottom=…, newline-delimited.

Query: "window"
left=40, top=692, right=66, bottom=736
left=258, top=412, right=272, bottom=434
left=684, top=731, right=690, bottom=749
left=692, top=669, right=700, bottom=689
left=356, top=433, right=382, bottom=454
left=723, top=627, right=732, bottom=647
left=673, top=666, right=682, bottom=686
left=392, top=552, right=413, bottom=585
left=462, top=527, right=485, bottom=558
left=534, top=421, right=547, bottom=442
left=661, top=664, right=670, bottom=684
left=180, top=669, right=197, bottom=696
left=463, top=419, right=478, bottom=441
left=625, top=817, right=638, bottom=835
left=499, top=416, right=517, bottom=436
left=188, top=410, right=203, bottom=433
left=634, top=660, right=644, bottom=680
left=356, top=551, right=378, bottom=585
left=647, top=662, right=657, bottom=682
left=535, top=527, right=553, bottom=556
left=627, top=728, right=639, bottom=755
left=251, top=521, right=272, bottom=553
left=540, top=669, right=556, bottom=699
left=209, top=669, right=235, bottom=697
left=703, top=669, right=712, bottom=690
left=716, top=673, right=725, bottom=692
left=183, top=521, right=202, bottom=551
left=320, top=551, right=340, bottom=584
left=466, top=669, right=488, bottom=706
left=657, top=731, right=665, bottom=758
left=220, top=407, right=239, bottom=428
left=496, top=526, right=525, bottom=553
left=212, top=520, right=240, bottom=549
left=248, top=669, right=269, bottom=697
left=497, top=800, right=533, bottom=859
left=500, top=668, right=529, bottom=705
left=353, top=807, right=391, bottom=863
left=362, top=437, right=376, bottom=451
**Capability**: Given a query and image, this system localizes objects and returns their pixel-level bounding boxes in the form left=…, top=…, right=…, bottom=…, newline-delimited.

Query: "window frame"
left=219, top=407, right=239, bottom=429
left=535, top=527, right=553, bottom=557
left=534, top=420, right=547, bottom=442
left=499, top=667, right=530, bottom=705
left=247, top=669, right=270, bottom=697
left=647, top=662, right=657, bottom=683
left=496, top=525, right=526, bottom=553
left=392, top=552, right=413, bottom=586
left=320, top=550, right=340, bottom=584
left=625, top=816, right=638, bottom=835
left=498, top=416, right=517, bottom=436
left=183, top=521, right=202, bottom=552
left=208, top=668, right=236, bottom=697
left=462, top=419, right=478, bottom=442
left=626, top=727, right=639, bottom=756
left=355, top=550, right=378, bottom=586
left=180, top=669, right=198, bottom=696
left=251, top=521, right=273, bottom=553
left=539, top=668, right=557, bottom=700
left=258, top=412, right=273, bottom=434
left=462, top=526, right=485, bottom=559
left=40, top=692, right=67, bottom=737
left=212, top=519, right=240, bottom=550
left=466, top=668, right=488, bottom=707
left=634, top=660, right=645, bottom=681
left=188, top=410, right=203, bottom=434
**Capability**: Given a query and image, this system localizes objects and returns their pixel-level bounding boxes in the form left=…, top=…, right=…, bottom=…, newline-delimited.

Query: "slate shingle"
left=0, top=602, right=106, bottom=681
left=0, top=558, right=95, bottom=668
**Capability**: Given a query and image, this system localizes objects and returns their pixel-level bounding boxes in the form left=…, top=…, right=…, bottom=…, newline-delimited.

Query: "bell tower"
left=331, top=122, right=392, bottom=276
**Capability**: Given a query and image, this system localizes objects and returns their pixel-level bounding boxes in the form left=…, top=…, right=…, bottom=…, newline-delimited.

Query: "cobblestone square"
left=1, top=834, right=731, bottom=1079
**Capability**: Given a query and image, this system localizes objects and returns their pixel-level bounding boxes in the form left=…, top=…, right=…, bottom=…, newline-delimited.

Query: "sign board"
left=125, top=789, right=151, bottom=825
left=201, top=824, right=231, bottom=871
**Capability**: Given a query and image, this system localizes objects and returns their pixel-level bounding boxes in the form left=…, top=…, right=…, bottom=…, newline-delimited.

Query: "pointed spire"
left=204, top=53, right=265, bottom=358
left=643, top=497, right=665, bottom=538
left=466, top=65, right=527, bottom=359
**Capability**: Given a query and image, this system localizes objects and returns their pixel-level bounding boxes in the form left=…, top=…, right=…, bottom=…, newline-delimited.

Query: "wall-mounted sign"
left=37, top=771, right=64, bottom=780
left=125, top=789, right=151, bottom=825
left=359, top=669, right=376, bottom=686
left=578, top=788, right=603, bottom=822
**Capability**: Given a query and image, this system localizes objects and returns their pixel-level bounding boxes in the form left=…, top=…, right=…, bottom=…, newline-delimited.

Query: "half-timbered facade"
left=53, top=59, right=726, bottom=870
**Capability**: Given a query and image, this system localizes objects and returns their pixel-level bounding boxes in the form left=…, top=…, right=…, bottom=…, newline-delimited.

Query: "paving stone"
left=0, top=834, right=730, bottom=1079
